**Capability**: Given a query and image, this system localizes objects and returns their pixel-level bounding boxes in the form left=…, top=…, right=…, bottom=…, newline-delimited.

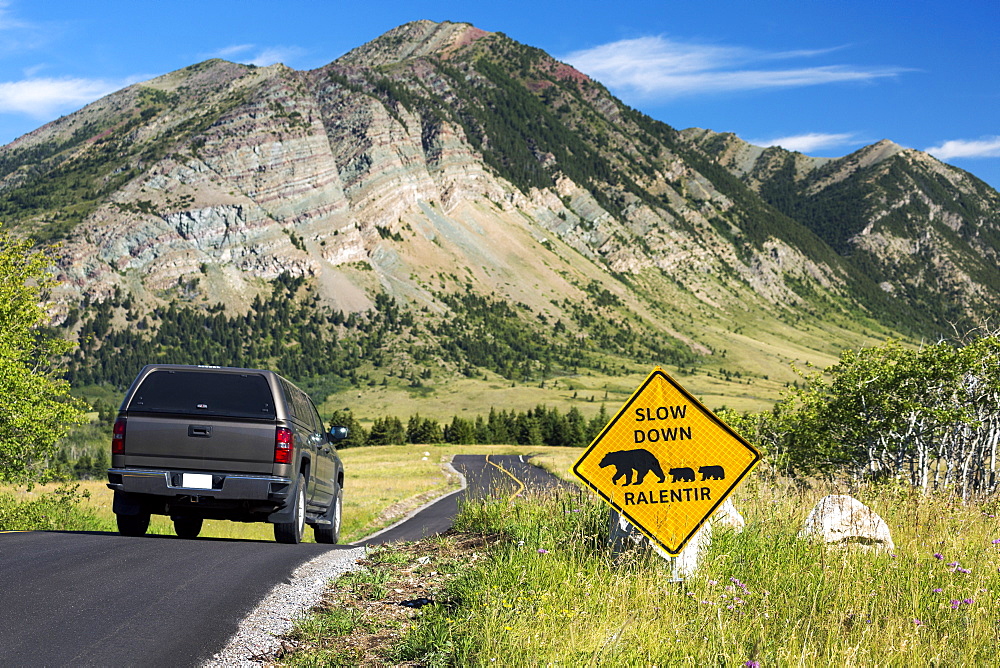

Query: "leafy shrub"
left=0, top=484, right=106, bottom=531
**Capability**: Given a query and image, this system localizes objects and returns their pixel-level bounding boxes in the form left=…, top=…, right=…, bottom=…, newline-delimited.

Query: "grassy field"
left=0, top=444, right=586, bottom=542
left=317, top=274, right=896, bottom=426
left=279, top=469, right=1000, bottom=665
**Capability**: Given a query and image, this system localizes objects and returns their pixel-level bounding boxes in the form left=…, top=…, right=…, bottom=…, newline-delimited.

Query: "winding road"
left=0, top=454, right=567, bottom=666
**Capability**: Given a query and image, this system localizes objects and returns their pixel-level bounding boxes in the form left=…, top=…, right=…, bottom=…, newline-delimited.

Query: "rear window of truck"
left=128, top=370, right=276, bottom=419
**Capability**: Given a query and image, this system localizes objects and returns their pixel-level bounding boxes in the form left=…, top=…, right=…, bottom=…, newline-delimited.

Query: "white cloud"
left=206, top=44, right=304, bottom=67
left=210, top=44, right=256, bottom=58
left=750, top=132, right=861, bottom=154
left=0, top=0, right=48, bottom=53
left=924, top=136, right=1000, bottom=160
left=0, top=76, right=132, bottom=117
left=560, top=36, right=906, bottom=98
left=0, top=0, right=27, bottom=31
left=245, top=46, right=304, bottom=67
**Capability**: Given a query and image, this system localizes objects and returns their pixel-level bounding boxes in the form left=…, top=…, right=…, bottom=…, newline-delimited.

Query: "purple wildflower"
left=934, top=553, right=944, bottom=560
left=932, top=588, right=943, bottom=593
left=914, top=619, right=924, bottom=626
left=537, top=548, right=549, bottom=554
left=992, top=538, right=1000, bottom=544
left=744, top=662, right=761, bottom=668
left=963, top=598, right=974, bottom=605
left=946, top=561, right=959, bottom=567
left=957, top=567, right=971, bottom=574
left=950, top=599, right=962, bottom=609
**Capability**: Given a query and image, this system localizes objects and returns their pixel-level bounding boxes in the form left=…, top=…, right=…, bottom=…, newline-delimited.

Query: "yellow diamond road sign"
left=573, top=367, right=761, bottom=556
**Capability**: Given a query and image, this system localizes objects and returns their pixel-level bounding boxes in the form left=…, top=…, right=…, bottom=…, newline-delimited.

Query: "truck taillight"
left=274, top=427, right=294, bottom=464
left=112, top=417, right=126, bottom=454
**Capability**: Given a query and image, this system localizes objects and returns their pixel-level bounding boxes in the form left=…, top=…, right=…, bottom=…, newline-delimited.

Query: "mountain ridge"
left=1, top=20, right=997, bottom=413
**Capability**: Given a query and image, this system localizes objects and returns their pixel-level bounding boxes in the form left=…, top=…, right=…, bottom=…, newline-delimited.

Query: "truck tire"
left=116, top=511, right=150, bottom=537
left=313, top=482, right=342, bottom=544
left=274, top=474, right=306, bottom=544
left=173, top=517, right=203, bottom=539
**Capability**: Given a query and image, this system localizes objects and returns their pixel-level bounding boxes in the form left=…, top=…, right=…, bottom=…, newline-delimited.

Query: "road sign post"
left=573, top=367, right=761, bottom=558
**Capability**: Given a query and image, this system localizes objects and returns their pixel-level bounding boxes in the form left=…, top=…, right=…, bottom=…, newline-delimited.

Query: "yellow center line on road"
left=485, top=454, right=526, bottom=501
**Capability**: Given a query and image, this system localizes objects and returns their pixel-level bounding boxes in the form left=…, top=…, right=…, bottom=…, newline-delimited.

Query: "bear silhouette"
left=699, top=465, right=725, bottom=481
left=669, top=467, right=696, bottom=483
left=599, top=449, right=666, bottom=486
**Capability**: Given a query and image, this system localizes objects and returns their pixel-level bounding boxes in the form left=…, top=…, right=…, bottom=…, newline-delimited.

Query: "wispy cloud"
left=749, top=132, right=861, bottom=154
left=560, top=36, right=906, bottom=98
left=0, top=0, right=49, bottom=53
left=210, top=44, right=256, bottom=58
left=925, top=136, right=1000, bottom=160
left=206, top=44, right=304, bottom=67
left=0, top=0, right=26, bottom=30
left=246, top=46, right=304, bottom=67
left=0, top=76, right=136, bottom=117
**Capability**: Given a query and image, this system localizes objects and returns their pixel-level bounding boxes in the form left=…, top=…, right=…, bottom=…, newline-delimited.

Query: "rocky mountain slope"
left=1, top=20, right=997, bottom=412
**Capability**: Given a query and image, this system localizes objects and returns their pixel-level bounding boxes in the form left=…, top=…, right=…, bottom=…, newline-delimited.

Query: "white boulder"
left=799, top=494, right=895, bottom=552
left=714, top=497, right=746, bottom=531
left=608, top=499, right=744, bottom=579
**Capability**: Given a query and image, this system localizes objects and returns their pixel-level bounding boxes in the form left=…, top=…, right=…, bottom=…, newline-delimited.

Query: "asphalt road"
left=360, top=453, right=570, bottom=545
left=0, top=454, right=567, bottom=666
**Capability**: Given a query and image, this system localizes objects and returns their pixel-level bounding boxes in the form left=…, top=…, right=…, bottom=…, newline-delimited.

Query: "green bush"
left=0, top=484, right=107, bottom=532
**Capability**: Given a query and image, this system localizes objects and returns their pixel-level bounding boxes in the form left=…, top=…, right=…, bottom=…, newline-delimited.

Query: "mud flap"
left=318, top=491, right=339, bottom=523
left=267, top=476, right=302, bottom=524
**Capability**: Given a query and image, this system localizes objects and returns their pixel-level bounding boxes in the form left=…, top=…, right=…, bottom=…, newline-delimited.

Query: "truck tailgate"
left=123, top=416, right=276, bottom=474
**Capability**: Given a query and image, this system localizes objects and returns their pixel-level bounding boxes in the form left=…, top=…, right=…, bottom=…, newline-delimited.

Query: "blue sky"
left=1, top=0, right=997, bottom=189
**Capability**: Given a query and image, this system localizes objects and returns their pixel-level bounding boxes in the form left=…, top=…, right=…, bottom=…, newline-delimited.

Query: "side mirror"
left=329, top=426, right=349, bottom=441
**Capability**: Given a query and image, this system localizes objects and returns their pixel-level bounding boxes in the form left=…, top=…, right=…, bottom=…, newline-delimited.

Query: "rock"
left=608, top=498, right=746, bottom=578
left=799, top=495, right=895, bottom=552
left=714, top=497, right=746, bottom=531
left=672, top=518, right=711, bottom=579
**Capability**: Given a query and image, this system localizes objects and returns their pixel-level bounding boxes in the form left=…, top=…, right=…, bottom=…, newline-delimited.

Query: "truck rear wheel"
left=313, top=482, right=342, bottom=544
left=274, top=474, right=306, bottom=544
left=173, top=517, right=203, bottom=539
left=116, top=512, right=150, bottom=537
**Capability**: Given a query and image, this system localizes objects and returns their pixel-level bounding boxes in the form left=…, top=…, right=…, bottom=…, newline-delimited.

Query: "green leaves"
left=757, top=335, right=1000, bottom=495
left=0, top=232, right=87, bottom=484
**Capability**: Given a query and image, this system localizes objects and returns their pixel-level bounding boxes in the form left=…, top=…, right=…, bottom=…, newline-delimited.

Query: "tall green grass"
left=0, top=483, right=108, bottom=532
left=397, top=479, right=1000, bottom=665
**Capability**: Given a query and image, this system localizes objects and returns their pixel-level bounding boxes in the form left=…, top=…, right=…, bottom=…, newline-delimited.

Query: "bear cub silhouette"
left=668, top=467, right=696, bottom=482
left=699, top=465, right=725, bottom=481
left=599, top=448, right=666, bottom=486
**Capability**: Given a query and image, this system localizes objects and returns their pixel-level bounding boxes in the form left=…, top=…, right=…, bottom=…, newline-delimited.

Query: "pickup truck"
left=107, top=364, right=347, bottom=544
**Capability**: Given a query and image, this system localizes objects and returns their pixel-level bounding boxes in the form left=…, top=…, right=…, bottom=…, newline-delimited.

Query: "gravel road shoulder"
left=204, top=545, right=366, bottom=666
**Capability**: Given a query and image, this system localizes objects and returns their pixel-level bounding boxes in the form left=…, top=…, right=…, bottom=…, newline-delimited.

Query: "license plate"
left=182, top=473, right=213, bottom=489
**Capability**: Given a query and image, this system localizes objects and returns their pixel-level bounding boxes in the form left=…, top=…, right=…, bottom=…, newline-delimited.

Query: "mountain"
left=1, top=20, right=997, bottom=417
left=681, top=130, right=1000, bottom=325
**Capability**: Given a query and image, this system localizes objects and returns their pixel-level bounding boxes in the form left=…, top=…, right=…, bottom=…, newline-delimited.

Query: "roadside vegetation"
left=0, top=231, right=87, bottom=486
left=278, top=476, right=1000, bottom=665
left=721, top=331, right=1000, bottom=499
left=0, top=483, right=105, bottom=532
